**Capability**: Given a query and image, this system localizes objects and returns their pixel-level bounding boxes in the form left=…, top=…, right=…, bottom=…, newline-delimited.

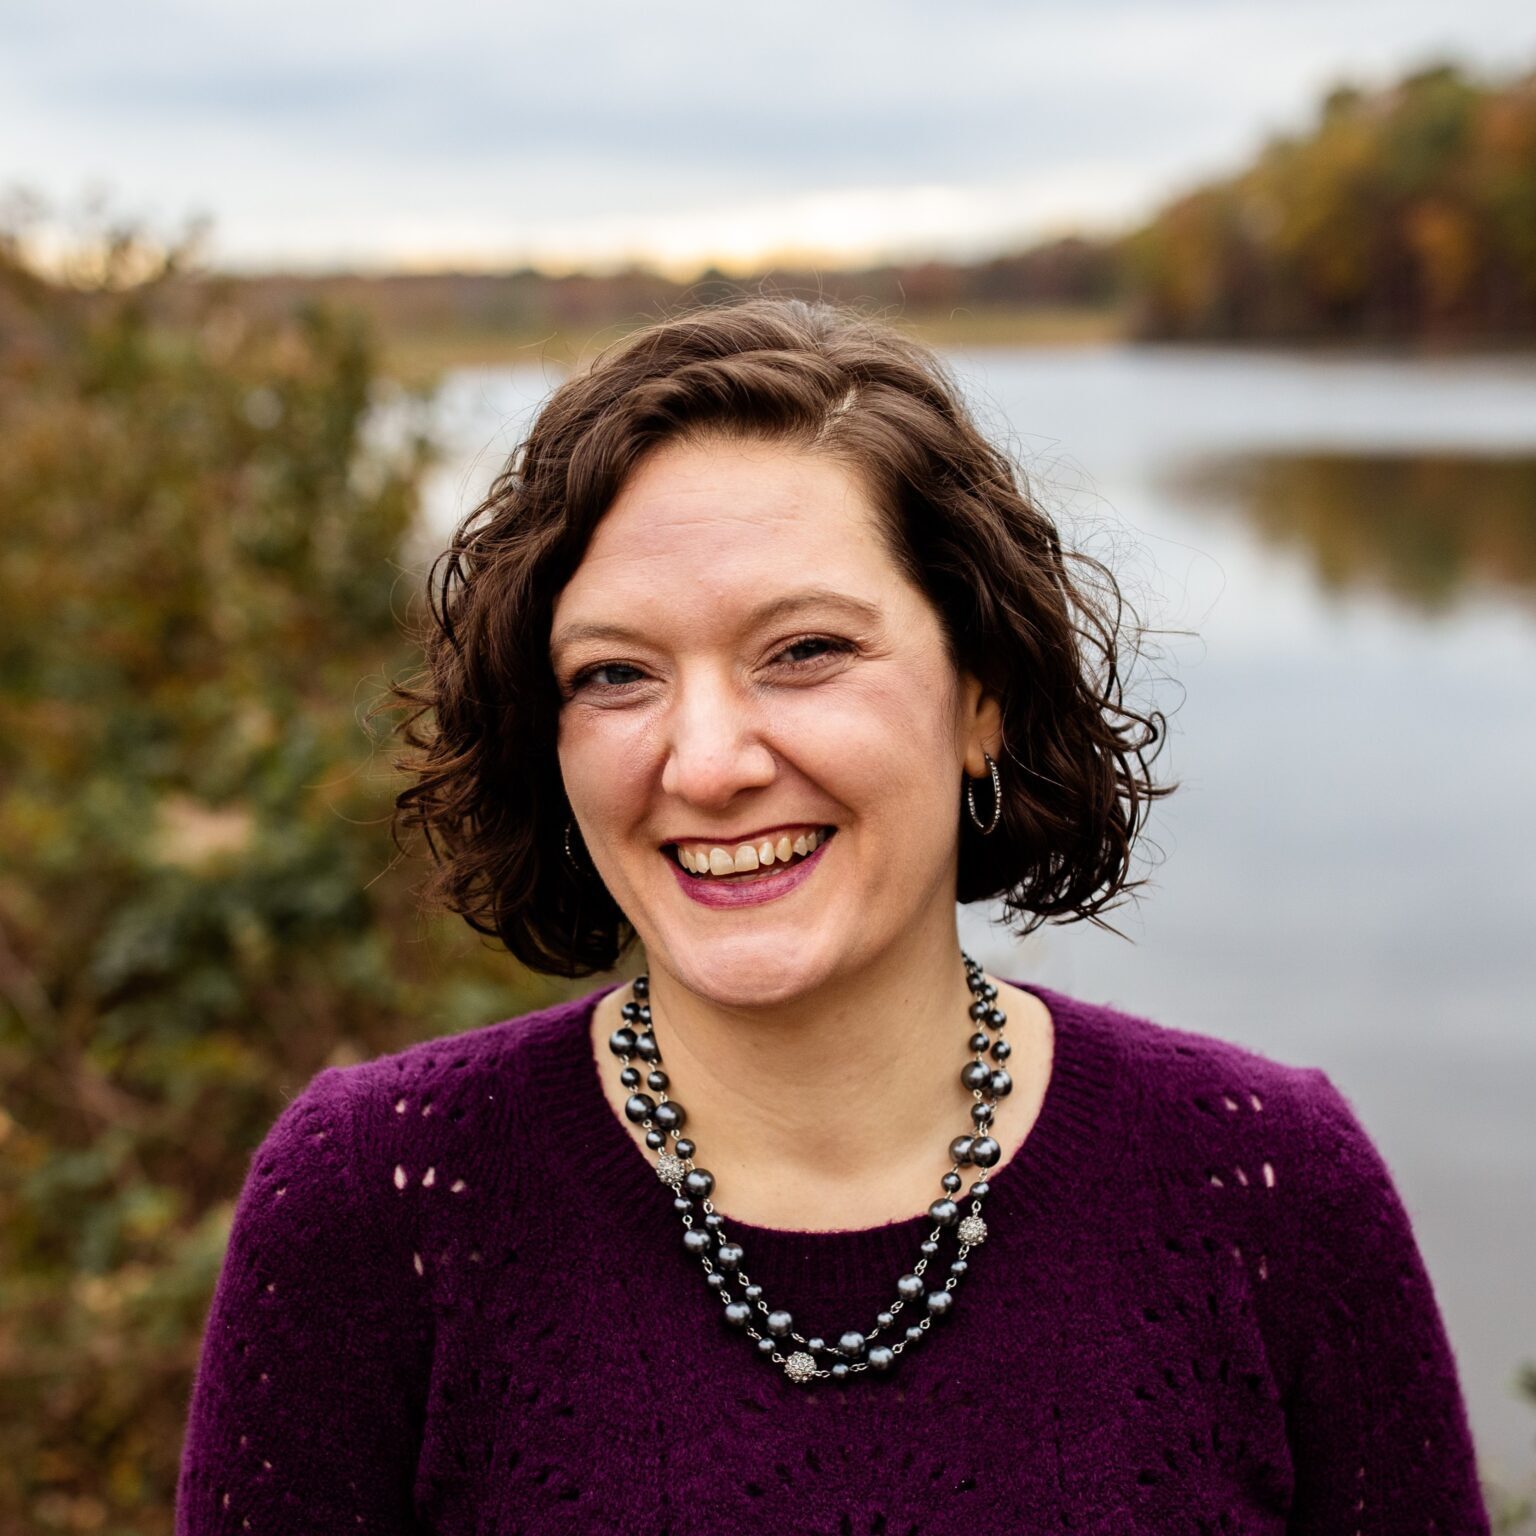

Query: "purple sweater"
left=176, top=979, right=1490, bottom=1533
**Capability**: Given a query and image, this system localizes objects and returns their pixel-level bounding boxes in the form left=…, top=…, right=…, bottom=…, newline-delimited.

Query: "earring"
left=565, top=817, right=595, bottom=876
left=965, top=752, right=1002, bottom=835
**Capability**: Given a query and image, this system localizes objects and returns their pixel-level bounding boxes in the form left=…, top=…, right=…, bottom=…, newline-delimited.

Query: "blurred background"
left=2, top=1, right=1534, bottom=1529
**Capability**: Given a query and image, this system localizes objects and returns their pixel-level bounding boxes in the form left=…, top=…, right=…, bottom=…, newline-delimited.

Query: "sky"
left=4, top=0, right=1534, bottom=276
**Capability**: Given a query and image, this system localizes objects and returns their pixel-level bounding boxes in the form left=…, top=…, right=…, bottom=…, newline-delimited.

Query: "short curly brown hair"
left=382, top=295, right=1176, bottom=978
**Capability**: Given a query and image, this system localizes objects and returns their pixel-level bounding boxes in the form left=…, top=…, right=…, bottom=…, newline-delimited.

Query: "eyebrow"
left=549, top=587, right=885, bottom=662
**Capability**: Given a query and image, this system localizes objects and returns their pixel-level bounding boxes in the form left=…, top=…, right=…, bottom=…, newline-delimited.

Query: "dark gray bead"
left=744, top=1284, right=763, bottom=1301
left=724, top=1301, right=752, bottom=1326
left=644, top=1129, right=666, bottom=1149
left=926, top=1290, right=954, bottom=1316
left=971, top=1180, right=991, bottom=1198
left=756, top=1336, right=777, bottom=1356
left=981, top=982, right=997, bottom=1001
left=608, top=1027, right=638, bottom=1056
left=867, top=1345, right=896, bottom=1372
left=970, top=1136, right=1001, bottom=1168
left=621, top=1000, right=641, bottom=1022
left=905, top=1325, right=925, bottom=1344
left=619, top=1066, right=641, bottom=1088
left=837, top=1331, right=866, bottom=1356
left=831, top=1362, right=850, bottom=1381
left=920, top=1239, right=939, bottom=1255
left=807, top=1337, right=825, bottom=1353
left=703, top=1212, right=725, bottom=1231
left=968, top=1031, right=990, bottom=1052
left=961, top=1060, right=991, bottom=1092
left=929, top=1198, right=960, bottom=1226
left=706, top=1271, right=725, bottom=1290
left=766, top=1310, right=794, bottom=1337
left=715, top=1243, right=744, bottom=1272
left=632, top=975, right=648, bottom=997
left=949, top=1135, right=974, bottom=1166
left=635, top=1031, right=660, bottom=1061
left=672, top=1197, right=693, bottom=1214
left=990, top=1038, right=1012, bottom=1062
left=989, top=1069, right=1013, bottom=1098
left=968, top=999, right=990, bottom=1019
left=624, top=1092, right=656, bottom=1124
left=970, top=1101, right=994, bottom=1126
left=682, top=1229, right=711, bottom=1255
left=876, top=1310, right=895, bottom=1330
left=896, top=1273, right=924, bottom=1300
left=941, top=1171, right=962, bottom=1193
left=674, top=1137, right=696, bottom=1160
left=950, top=1259, right=968, bottom=1276
left=652, top=1100, right=686, bottom=1132
left=987, top=1005, right=1006, bottom=1027
left=683, top=1168, right=715, bottom=1199
left=646, top=1069, right=669, bottom=1092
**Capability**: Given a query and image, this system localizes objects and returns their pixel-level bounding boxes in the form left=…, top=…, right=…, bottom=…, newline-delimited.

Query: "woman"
left=176, top=297, right=1490, bottom=1532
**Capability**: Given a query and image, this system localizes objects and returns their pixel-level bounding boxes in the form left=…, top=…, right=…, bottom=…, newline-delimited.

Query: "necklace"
left=606, top=951, right=1012, bottom=1384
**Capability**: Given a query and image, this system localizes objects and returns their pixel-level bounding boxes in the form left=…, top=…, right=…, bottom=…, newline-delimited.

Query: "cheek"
left=556, top=710, right=656, bottom=820
left=781, top=663, right=962, bottom=802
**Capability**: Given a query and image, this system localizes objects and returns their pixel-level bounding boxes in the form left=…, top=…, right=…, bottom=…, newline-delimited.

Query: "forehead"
left=557, top=437, right=893, bottom=605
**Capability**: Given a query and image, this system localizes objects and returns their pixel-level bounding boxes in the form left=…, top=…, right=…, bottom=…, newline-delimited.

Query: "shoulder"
left=1042, top=983, right=1338, bottom=1142
left=315, top=983, right=605, bottom=1132
left=1040, top=984, right=1392, bottom=1218
left=247, top=984, right=612, bottom=1225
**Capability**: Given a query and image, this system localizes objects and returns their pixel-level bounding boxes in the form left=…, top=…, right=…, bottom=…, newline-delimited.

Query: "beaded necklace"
left=606, top=951, right=1011, bottom=1384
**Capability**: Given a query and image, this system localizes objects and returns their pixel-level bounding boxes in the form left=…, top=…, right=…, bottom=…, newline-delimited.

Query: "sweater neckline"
left=527, top=974, right=1134, bottom=1302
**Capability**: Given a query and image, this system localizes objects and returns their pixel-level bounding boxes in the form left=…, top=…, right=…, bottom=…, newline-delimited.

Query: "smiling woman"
left=175, top=297, right=1491, bottom=1533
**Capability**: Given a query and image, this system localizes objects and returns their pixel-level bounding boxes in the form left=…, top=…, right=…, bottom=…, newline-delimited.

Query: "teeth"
left=674, top=827, right=831, bottom=877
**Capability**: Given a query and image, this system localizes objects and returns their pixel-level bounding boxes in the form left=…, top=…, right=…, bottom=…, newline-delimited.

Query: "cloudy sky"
left=5, top=0, right=1533, bottom=274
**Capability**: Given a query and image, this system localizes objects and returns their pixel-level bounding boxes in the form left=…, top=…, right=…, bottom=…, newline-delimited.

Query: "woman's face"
left=549, top=434, right=999, bottom=1007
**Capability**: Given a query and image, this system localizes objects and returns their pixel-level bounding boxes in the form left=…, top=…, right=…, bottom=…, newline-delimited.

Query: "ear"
left=958, top=669, right=1004, bottom=779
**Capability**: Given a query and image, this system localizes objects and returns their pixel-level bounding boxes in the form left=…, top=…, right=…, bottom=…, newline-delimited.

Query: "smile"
left=663, top=828, right=838, bottom=909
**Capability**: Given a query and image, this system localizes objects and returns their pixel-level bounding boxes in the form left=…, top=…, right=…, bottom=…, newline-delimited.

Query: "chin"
left=653, top=934, right=841, bottom=1009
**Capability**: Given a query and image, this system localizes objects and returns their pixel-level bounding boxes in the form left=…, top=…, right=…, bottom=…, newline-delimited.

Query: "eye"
left=566, top=661, right=645, bottom=694
left=775, top=635, right=854, bottom=668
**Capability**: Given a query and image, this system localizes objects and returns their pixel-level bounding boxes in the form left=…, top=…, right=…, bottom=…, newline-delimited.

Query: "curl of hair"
left=377, top=295, right=1178, bottom=978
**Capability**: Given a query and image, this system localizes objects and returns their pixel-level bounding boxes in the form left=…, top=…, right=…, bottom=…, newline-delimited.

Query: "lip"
left=659, top=822, right=833, bottom=850
left=665, top=828, right=836, bottom=909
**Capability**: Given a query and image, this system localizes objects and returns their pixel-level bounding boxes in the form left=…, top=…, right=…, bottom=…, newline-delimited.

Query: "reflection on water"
left=1165, top=451, right=1536, bottom=616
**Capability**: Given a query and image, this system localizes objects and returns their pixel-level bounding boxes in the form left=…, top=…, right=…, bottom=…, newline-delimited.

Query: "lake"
left=413, top=344, right=1536, bottom=1487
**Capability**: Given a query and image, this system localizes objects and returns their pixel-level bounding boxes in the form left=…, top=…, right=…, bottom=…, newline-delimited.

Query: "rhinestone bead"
left=958, top=1215, right=989, bottom=1245
left=784, top=1351, right=817, bottom=1383
left=656, top=1153, right=687, bottom=1185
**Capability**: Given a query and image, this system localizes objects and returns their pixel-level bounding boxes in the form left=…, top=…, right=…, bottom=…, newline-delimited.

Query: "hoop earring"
left=565, top=817, right=595, bottom=877
left=965, top=752, right=1002, bottom=836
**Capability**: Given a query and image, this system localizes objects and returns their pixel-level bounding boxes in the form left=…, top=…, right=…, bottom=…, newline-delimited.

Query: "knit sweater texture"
left=176, top=978, right=1491, bottom=1534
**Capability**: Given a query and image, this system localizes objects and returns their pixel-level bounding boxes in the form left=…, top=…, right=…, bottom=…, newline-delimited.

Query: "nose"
left=659, top=670, right=778, bottom=810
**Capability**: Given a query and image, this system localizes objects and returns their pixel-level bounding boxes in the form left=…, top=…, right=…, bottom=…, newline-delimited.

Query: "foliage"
left=1123, top=62, right=1536, bottom=342
left=0, top=206, right=556, bottom=1532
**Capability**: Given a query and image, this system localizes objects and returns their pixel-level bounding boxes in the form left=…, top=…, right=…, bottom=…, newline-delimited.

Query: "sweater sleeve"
left=1282, top=1069, right=1490, bottom=1534
left=176, top=1065, right=430, bottom=1534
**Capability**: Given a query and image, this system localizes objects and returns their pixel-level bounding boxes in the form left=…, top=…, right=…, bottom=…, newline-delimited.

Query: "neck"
left=629, top=923, right=981, bottom=1226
